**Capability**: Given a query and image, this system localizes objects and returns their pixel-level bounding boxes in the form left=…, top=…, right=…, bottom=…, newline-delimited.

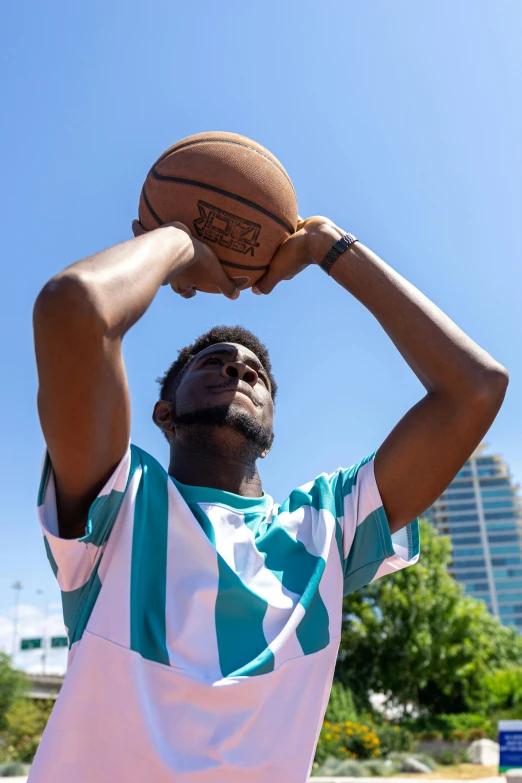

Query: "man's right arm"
left=33, top=223, right=237, bottom=538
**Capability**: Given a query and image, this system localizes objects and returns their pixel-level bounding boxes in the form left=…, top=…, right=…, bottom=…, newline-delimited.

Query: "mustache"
left=207, top=379, right=261, bottom=406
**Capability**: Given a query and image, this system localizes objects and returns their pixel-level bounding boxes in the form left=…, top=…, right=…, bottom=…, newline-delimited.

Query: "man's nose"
left=222, top=362, right=258, bottom=386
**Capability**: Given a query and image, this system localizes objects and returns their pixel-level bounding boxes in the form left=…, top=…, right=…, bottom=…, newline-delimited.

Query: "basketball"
left=138, top=131, right=298, bottom=292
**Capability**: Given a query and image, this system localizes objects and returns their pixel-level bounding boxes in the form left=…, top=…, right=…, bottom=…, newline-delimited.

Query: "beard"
left=171, top=403, right=274, bottom=458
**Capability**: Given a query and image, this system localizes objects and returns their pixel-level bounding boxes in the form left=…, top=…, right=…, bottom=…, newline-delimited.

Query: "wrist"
left=302, top=218, right=346, bottom=265
left=155, top=224, right=197, bottom=279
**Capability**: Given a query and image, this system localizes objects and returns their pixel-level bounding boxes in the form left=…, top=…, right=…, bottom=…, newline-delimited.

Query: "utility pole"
left=36, top=589, right=49, bottom=675
left=11, top=581, right=23, bottom=659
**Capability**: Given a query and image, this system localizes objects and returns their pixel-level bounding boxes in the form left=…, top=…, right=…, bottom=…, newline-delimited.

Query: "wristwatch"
left=320, top=233, right=358, bottom=275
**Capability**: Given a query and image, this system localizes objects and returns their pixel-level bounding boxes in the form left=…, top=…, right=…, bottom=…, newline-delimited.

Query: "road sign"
left=51, top=636, right=68, bottom=648
left=20, top=638, right=42, bottom=650
left=499, top=720, right=522, bottom=772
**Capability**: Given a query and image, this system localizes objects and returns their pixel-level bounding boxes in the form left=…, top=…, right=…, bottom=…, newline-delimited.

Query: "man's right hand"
left=132, top=220, right=239, bottom=300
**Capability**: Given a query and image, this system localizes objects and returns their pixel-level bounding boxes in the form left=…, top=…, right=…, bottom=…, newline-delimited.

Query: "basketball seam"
left=149, top=170, right=295, bottom=234
left=154, top=137, right=295, bottom=193
left=141, top=186, right=162, bottom=225
left=219, top=259, right=270, bottom=271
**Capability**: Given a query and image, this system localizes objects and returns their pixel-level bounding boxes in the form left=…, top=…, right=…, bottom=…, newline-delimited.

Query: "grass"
left=402, top=764, right=499, bottom=779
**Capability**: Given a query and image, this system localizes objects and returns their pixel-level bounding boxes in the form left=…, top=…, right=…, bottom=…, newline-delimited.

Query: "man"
left=31, top=215, right=507, bottom=782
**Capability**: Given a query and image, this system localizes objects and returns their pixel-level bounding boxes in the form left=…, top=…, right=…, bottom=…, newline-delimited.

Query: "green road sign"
left=51, top=636, right=68, bottom=648
left=20, top=638, right=42, bottom=650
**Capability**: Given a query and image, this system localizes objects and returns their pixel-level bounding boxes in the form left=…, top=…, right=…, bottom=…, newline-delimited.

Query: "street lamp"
left=36, top=589, right=49, bottom=675
left=11, top=581, right=23, bottom=659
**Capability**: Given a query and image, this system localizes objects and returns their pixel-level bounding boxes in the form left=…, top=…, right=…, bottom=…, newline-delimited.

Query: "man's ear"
left=153, top=401, right=175, bottom=439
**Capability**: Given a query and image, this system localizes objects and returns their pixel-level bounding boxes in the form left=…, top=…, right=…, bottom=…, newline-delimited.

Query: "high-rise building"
left=426, top=444, right=522, bottom=629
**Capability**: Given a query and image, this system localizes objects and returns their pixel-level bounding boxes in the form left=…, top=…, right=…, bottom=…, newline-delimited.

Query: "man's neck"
left=168, top=431, right=263, bottom=497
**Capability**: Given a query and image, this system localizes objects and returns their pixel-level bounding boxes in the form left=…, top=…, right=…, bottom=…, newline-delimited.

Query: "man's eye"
left=203, top=357, right=221, bottom=366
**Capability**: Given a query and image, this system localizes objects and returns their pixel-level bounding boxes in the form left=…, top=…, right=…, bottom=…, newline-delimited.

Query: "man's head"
left=154, top=326, right=276, bottom=461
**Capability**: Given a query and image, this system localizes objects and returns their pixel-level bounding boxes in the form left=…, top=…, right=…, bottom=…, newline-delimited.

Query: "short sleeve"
left=329, top=453, right=420, bottom=597
left=37, top=445, right=139, bottom=647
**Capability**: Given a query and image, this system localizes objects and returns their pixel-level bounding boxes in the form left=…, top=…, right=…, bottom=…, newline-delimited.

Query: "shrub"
left=419, top=730, right=443, bottom=741
left=439, top=749, right=456, bottom=766
left=315, top=720, right=381, bottom=763
left=405, top=713, right=494, bottom=740
left=360, top=759, right=397, bottom=777
left=376, top=724, right=414, bottom=755
left=449, top=729, right=467, bottom=743
left=334, top=759, right=364, bottom=776
left=468, top=728, right=487, bottom=741
left=325, top=683, right=359, bottom=723
left=0, top=761, right=31, bottom=777
left=458, top=749, right=471, bottom=763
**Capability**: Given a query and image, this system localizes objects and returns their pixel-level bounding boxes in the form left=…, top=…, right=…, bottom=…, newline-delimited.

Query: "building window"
left=452, top=548, right=485, bottom=558
left=495, top=580, right=522, bottom=592
left=488, top=533, right=520, bottom=544
left=444, top=491, right=476, bottom=501
left=485, top=510, right=519, bottom=521
left=490, top=545, right=522, bottom=555
left=493, top=568, right=522, bottom=579
left=456, top=571, right=488, bottom=581
left=448, top=525, right=481, bottom=535
left=487, top=522, right=518, bottom=531
left=464, top=583, right=490, bottom=592
left=499, top=605, right=522, bottom=616
left=483, top=500, right=517, bottom=510
left=479, top=478, right=510, bottom=488
left=491, top=556, right=522, bottom=567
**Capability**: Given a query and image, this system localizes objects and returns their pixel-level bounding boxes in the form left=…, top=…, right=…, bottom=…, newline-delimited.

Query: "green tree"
left=325, top=682, right=359, bottom=723
left=0, top=654, right=25, bottom=732
left=2, top=699, right=54, bottom=763
left=335, top=520, right=522, bottom=714
left=484, top=667, right=522, bottom=711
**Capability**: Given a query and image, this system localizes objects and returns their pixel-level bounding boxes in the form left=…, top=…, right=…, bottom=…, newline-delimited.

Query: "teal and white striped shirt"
left=31, top=444, right=419, bottom=783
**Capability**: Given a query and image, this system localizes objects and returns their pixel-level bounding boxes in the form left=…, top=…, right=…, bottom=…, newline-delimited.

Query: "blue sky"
left=1, top=0, right=521, bottom=671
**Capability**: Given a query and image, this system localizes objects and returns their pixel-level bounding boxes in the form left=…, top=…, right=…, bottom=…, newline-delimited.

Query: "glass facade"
left=426, top=445, right=522, bottom=629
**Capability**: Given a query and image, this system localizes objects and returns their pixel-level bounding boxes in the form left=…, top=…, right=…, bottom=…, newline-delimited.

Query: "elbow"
left=471, top=363, right=509, bottom=411
left=33, top=273, right=107, bottom=337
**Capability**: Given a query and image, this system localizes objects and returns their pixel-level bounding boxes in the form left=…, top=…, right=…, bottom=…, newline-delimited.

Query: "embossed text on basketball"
left=193, top=201, right=262, bottom=256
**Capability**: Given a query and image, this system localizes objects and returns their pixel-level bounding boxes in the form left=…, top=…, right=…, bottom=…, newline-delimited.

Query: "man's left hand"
left=253, top=216, right=345, bottom=295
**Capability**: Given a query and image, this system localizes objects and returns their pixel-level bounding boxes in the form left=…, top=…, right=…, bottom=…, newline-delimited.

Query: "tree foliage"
left=484, top=667, right=522, bottom=711
left=0, top=654, right=25, bottom=733
left=335, top=519, right=522, bottom=714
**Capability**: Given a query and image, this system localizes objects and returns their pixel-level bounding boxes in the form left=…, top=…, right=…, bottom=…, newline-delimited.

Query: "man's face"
left=170, top=342, right=274, bottom=457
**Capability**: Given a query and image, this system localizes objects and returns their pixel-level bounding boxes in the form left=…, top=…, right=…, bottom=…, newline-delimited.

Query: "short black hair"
left=158, top=325, right=277, bottom=403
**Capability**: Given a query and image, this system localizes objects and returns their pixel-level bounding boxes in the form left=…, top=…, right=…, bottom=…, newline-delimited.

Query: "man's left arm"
left=254, top=217, right=509, bottom=534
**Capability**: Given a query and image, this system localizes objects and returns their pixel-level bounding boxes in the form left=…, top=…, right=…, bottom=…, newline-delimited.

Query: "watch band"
left=320, top=233, right=358, bottom=274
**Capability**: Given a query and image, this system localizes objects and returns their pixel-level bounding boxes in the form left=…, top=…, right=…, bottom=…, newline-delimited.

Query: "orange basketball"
left=138, top=131, right=298, bottom=292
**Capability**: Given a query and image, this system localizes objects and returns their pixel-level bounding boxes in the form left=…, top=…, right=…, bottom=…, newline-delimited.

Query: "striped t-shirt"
left=31, top=444, right=419, bottom=783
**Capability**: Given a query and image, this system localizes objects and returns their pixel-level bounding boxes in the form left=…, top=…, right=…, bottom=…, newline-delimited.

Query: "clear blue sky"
left=1, top=0, right=521, bottom=670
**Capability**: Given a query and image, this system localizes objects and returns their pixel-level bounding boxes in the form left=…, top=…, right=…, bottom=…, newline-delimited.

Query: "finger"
left=208, top=262, right=240, bottom=300
left=253, top=232, right=306, bottom=295
left=132, top=220, right=147, bottom=237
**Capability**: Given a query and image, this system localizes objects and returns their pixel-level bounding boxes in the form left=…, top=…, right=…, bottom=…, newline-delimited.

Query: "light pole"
left=11, top=581, right=23, bottom=659
left=36, top=589, right=49, bottom=675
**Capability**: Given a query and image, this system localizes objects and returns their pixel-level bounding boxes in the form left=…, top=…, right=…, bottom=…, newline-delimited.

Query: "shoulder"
left=275, top=453, right=377, bottom=521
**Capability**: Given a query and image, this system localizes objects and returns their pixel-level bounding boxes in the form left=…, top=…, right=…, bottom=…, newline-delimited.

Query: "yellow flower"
left=324, top=733, right=332, bottom=740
